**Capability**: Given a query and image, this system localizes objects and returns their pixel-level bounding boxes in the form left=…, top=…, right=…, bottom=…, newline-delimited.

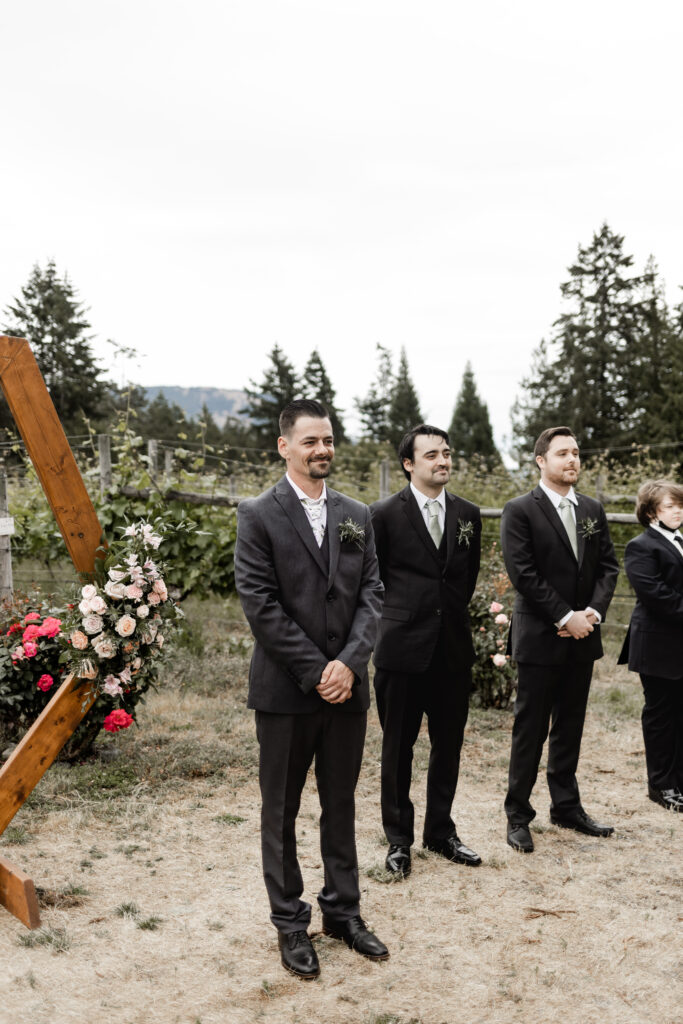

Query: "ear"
left=402, top=458, right=413, bottom=476
left=535, top=454, right=544, bottom=472
left=277, top=436, right=288, bottom=459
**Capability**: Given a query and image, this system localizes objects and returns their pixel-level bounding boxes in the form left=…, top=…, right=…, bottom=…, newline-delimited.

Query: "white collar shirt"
left=286, top=474, right=328, bottom=546
left=539, top=480, right=578, bottom=523
left=410, top=482, right=446, bottom=532
left=650, top=521, right=683, bottom=558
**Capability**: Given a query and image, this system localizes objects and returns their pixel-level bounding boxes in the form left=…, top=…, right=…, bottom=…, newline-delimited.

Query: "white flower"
left=104, top=580, right=126, bottom=599
left=492, top=653, right=507, bottom=668
left=119, top=667, right=133, bottom=685
left=108, top=568, right=127, bottom=582
left=494, top=613, right=508, bottom=626
left=93, top=635, right=116, bottom=659
left=79, top=599, right=92, bottom=615
left=157, top=633, right=165, bottom=648
left=81, top=584, right=97, bottom=600
left=124, top=524, right=137, bottom=537
left=115, top=615, right=136, bottom=637
left=90, top=595, right=107, bottom=615
left=83, top=614, right=104, bottom=635
left=102, top=675, right=123, bottom=696
left=136, top=604, right=150, bottom=619
left=125, top=554, right=139, bottom=567
left=132, top=657, right=142, bottom=670
left=144, top=559, right=159, bottom=579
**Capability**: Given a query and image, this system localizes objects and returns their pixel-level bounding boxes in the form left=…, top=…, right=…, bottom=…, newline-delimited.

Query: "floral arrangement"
left=579, top=516, right=601, bottom=540
left=469, top=540, right=517, bottom=708
left=338, top=516, right=365, bottom=549
left=457, top=519, right=475, bottom=548
left=61, top=519, right=185, bottom=734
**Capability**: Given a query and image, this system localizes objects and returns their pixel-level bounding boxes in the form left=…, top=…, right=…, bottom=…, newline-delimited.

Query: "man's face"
left=536, top=434, right=580, bottom=491
left=655, top=493, right=683, bottom=531
left=278, top=416, right=334, bottom=483
left=403, top=433, right=452, bottom=493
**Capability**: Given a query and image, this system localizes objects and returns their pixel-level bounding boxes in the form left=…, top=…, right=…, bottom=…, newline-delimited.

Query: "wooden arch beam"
left=0, top=335, right=104, bottom=928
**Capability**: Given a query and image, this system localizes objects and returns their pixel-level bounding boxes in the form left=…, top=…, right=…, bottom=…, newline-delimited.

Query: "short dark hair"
left=634, top=479, right=683, bottom=528
left=278, top=399, right=330, bottom=438
left=398, top=424, right=450, bottom=481
left=533, top=426, right=577, bottom=462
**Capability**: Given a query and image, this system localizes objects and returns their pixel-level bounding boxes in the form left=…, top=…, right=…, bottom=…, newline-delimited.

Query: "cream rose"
left=90, top=595, right=107, bottom=615
left=71, top=630, right=89, bottom=650
left=104, top=580, right=126, bottom=599
left=93, top=636, right=116, bottom=659
left=81, top=584, right=97, bottom=600
left=136, top=604, right=150, bottom=619
left=82, top=614, right=104, bottom=635
left=115, top=615, right=136, bottom=638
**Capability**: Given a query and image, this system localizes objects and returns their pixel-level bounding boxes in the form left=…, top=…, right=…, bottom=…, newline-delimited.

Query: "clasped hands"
left=316, top=659, right=354, bottom=703
left=556, top=609, right=599, bottom=639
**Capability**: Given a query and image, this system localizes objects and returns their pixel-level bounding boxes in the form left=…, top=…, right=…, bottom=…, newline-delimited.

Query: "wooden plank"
left=0, top=335, right=104, bottom=574
left=0, top=674, right=97, bottom=835
left=0, top=857, right=41, bottom=929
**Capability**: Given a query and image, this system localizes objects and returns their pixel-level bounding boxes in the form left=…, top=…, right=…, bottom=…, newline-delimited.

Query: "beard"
left=308, top=458, right=332, bottom=478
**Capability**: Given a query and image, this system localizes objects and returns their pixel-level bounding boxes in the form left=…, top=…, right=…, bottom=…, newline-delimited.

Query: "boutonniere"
left=457, top=518, right=475, bottom=548
left=338, top=517, right=365, bottom=549
left=579, top=517, right=601, bottom=540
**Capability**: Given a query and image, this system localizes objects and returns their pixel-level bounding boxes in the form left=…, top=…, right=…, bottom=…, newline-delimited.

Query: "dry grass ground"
left=1, top=610, right=681, bottom=1024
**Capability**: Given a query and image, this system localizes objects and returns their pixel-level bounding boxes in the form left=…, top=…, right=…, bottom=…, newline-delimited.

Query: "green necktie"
left=558, top=497, right=578, bottom=559
left=427, top=499, right=443, bottom=547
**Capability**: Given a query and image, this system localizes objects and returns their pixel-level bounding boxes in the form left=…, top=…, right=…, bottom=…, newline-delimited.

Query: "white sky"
left=2, top=1, right=682, bottom=452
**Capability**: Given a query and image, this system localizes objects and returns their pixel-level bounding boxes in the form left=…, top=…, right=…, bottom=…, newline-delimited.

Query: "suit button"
left=435, top=609, right=441, bottom=616
left=328, top=633, right=337, bottom=641
left=326, top=593, right=335, bottom=602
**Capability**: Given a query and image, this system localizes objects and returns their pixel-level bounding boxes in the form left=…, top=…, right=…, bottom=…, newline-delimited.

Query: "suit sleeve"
left=337, top=507, right=384, bottom=678
left=468, top=511, right=482, bottom=603
left=624, top=537, right=683, bottom=623
left=587, top=505, right=619, bottom=618
left=234, top=500, right=328, bottom=693
left=500, top=499, right=573, bottom=624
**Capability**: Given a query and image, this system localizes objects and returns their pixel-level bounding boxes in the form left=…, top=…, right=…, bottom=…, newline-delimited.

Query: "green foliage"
left=303, top=348, right=347, bottom=441
left=387, top=347, right=423, bottom=447
left=449, top=362, right=500, bottom=468
left=354, top=344, right=395, bottom=442
left=241, top=343, right=300, bottom=449
left=469, top=541, right=517, bottom=708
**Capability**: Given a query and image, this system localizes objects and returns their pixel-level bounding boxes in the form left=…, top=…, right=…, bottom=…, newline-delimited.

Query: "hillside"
left=144, top=387, right=248, bottom=426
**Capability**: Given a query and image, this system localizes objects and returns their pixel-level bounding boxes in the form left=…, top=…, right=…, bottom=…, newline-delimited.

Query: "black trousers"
left=374, top=642, right=471, bottom=846
left=505, top=661, right=593, bottom=825
left=640, top=674, right=683, bottom=790
left=255, top=705, right=366, bottom=933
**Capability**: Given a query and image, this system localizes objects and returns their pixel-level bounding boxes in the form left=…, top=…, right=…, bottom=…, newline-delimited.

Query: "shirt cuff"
left=556, top=610, right=573, bottom=628
left=586, top=606, right=602, bottom=623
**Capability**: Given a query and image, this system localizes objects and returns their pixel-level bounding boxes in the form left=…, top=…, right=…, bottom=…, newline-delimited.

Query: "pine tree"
left=2, top=260, right=110, bottom=433
left=303, top=349, right=346, bottom=441
left=241, top=344, right=301, bottom=447
left=449, top=363, right=500, bottom=466
left=387, top=347, right=423, bottom=447
left=354, top=344, right=395, bottom=442
left=138, top=391, right=190, bottom=442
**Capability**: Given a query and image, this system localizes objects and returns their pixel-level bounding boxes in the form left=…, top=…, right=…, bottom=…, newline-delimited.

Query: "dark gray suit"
left=234, top=476, right=383, bottom=931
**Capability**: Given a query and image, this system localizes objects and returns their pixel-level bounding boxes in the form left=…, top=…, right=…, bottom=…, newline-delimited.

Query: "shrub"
left=469, top=540, right=517, bottom=708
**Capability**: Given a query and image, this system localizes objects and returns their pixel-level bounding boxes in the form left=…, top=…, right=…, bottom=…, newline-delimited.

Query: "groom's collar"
left=409, top=482, right=445, bottom=511
left=285, top=473, right=328, bottom=503
left=539, top=480, right=577, bottom=508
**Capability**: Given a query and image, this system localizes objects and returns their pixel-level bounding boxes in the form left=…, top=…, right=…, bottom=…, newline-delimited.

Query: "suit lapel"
left=532, top=486, right=577, bottom=561
left=326, top=489, right=342, bottom=587
left=445, top=491, right=459, bottom=565
left=648, top=525, right=683, bottom=575
left=575, top=494, right=588, bottom=566
left=273, top=477, right=328, bottom=577
left=400, top=485, right=441, bottom=565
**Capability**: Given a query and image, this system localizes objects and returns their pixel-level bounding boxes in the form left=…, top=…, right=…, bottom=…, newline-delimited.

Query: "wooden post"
left=164, top=447, right=173, bottom=479
left=0, top=335, right=105, bottom=929
left=0, top=469, right=14, bottom=600
left=98, top=433, right=112, bottom=500
left=596, top=473, right=606, bottom=504
left=148, top=439, right=158, bottom=479
left=379, top=458, right=391, bottom=500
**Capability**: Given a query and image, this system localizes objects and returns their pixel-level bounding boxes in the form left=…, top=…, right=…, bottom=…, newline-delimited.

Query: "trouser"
left=640, top=674, right=683, bottom=790
left=505, top=661, right=593, bottom=825
left=374, top=644, right=471, bottom=846
left=255, top=705, right=366, bottom=933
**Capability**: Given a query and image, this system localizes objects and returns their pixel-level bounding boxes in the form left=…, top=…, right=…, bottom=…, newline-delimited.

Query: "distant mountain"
left=144, top=387, right=248, bottom=427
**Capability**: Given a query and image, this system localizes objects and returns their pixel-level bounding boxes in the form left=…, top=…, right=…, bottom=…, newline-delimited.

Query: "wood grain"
left=0, top=857, right=41, bottom=929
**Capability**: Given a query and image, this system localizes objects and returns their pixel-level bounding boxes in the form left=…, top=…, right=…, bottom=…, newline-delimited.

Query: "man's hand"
left=557, top=610, right=595, bottom=639
left=316, top=660, right=354, bottom=704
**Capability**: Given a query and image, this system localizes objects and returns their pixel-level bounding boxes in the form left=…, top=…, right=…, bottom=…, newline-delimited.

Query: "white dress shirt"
left=650, top=520, right=683, bottom=558
left=538, top=480, right=601, bottom=627
left=286, top=474, right=328, bottom=546
left=410, top=482, right=446, bottom=532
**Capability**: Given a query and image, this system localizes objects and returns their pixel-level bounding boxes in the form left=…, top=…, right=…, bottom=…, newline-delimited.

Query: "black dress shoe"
left=550, top=809, right=614, bottom=837
left=648, top=785, right=683, bottom=812
left=278, top=930, right=320, bottom=979
left=423, top=833, right=482, bottom=866
left=321, top=914, right=389, bottom=960
left=507, top=822, right=534, bottom=853
left=385, top=844, right=411, bottom=876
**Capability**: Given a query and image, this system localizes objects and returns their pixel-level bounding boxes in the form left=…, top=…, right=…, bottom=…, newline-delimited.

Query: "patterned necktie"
left=301, top=496, right=326, bottom=547
left=426, top=499, right=443, bottom=547
left=558, top=497, right=578, bottom=559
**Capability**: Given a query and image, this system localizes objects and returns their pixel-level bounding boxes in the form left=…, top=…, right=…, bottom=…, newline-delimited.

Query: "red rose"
left=37, top=674, right=54, bottom=692
left=37, top=617, right=62, bottom=638
left=103, top=709, right=134, bottom=733
left=22, top=624, right=41, bottom=643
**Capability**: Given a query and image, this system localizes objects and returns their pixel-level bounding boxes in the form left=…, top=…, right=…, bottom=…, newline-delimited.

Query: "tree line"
left=4, top=221, right=683, bottom=466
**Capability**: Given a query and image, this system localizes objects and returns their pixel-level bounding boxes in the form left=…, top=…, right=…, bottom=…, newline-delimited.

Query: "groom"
left=234, top=399, right=388, bottom=979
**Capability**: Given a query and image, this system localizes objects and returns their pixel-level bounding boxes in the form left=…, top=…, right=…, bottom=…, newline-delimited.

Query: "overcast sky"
left=2, top=1, right=682, bottom=452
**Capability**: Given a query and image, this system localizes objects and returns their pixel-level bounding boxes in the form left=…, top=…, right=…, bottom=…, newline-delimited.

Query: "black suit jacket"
left=618, top=527, right=683, bottom=680
left=234, top=477, right=384, bottom=714
left=501, top=486, right=618, bottom=665
left=370, top=486, right=481, bottom=673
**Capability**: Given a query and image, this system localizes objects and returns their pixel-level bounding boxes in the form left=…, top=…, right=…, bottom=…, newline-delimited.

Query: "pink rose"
left=492, top=653, right=507, bottom=668
left=22, top=624, right=41, bottom=643
left=12, top=645, right=25, bottom=661
left=37, top=674, right=54, bottom=692
left=103, top=709, right=134, bottom=733
left=153, top=580, right=168, bottom=600
left=490, top=601, right=504, bottom=614
left=125, top=584, right=144, bottom=601
left=23, top=640, right=38, bottom=658
left=23, top=612, right=41, bottom=623
left=115, top=615, right=136, bottom=637
left=38, top=617, right=61, bottom=638
left=494, top=613, right=508, bottom=626
left=102, top=675, right=123, bottom=697
left=147, top=592, right=161, bottom=606
left=71, top=630, right=89, bottom=650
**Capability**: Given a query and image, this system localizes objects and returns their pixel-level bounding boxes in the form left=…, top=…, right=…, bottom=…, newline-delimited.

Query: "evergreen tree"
left=354, top=344, right=395, bottom=442
left=513, top=223, right=655, bottom=455
left=303, top=349, right=346, bottom=441
left=241, top=344, right=301, bottom=447
left=138, top=391, right=190, bottom=442
left=449, top=362, right=500, bottom=466
left=2, top=260, right=111, bottom=433
left=387, top=347, right=423, bottom=447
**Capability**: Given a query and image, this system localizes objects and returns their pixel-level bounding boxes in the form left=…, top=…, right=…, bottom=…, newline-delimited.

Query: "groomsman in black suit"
left=370, top=424, right=482, bottom=878
left=501, top=426, right=619, bottom=853
left=234, top=399, right=388, bottom=979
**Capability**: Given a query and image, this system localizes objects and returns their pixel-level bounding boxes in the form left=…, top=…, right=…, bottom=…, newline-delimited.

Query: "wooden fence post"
left=98, top=434, right=112, bottom=500
left=379, top=458, right=391, bottom=500
left=0, top=469, right=14, bottom=601
left=164, top=447, right=173, bottom=479
left=148, top=439, right=158, bottom=479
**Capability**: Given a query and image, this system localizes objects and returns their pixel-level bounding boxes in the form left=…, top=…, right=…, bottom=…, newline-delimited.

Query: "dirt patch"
left=1, top=658, right=681, bottom=1024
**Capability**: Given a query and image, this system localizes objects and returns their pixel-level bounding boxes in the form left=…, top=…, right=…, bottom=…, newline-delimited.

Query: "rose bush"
left=469, top=540, right=517, bottom=708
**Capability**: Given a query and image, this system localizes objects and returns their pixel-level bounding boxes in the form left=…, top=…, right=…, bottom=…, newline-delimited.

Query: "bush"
left=469, top=541, right=517, bottom=708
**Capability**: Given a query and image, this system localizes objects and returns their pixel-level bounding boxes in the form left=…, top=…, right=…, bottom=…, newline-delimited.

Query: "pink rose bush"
left=469, top=540, right=517, bottom=708
left=0, top=602, right=66, bottom=731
